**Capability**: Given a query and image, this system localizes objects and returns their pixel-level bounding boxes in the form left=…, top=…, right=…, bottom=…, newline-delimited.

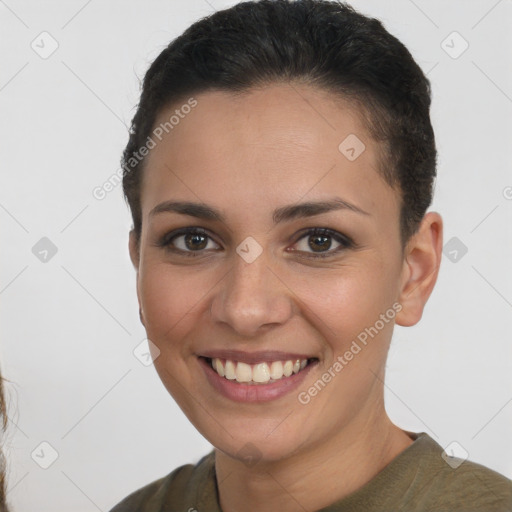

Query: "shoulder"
left=108, top=451, right=216, bottom=512
left=427, top=458, right=512, bottom=510
left=411, top=434, right=512, bottom=511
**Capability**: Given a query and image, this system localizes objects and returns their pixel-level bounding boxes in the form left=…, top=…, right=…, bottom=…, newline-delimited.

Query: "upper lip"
left=198, top=349, right=316, bottom=365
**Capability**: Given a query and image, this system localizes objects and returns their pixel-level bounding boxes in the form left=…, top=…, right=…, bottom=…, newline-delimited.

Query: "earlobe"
left=395, top=212, right=443, bottom=327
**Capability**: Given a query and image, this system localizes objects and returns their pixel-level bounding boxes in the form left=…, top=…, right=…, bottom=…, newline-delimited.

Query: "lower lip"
left=199, top=357, right=317, bottom=403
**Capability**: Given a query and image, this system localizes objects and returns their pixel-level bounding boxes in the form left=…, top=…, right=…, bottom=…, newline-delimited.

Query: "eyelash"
left=156, top=227, right=354, bottom=259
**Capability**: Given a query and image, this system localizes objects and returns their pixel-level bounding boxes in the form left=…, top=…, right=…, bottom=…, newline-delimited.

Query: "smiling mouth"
left=202, top=356, right=318, bottom=385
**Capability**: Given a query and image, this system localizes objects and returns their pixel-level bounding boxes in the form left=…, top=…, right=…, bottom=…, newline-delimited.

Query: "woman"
left=0, top=374, right=9, bottom=512
left=110, top=1, right=512, bottom=510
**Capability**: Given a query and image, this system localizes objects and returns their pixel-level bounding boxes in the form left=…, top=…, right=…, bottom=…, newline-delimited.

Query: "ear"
left=129, top=229, right=140, bottom=269
left=395, top=212, right=443, bottom=327
left=128, top=229, right=145, bottom=327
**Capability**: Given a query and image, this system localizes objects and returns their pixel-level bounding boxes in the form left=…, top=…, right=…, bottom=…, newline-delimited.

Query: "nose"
left=209, top=247, right=294, bottom=337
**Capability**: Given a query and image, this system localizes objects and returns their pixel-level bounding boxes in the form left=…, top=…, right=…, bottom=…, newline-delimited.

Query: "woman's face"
left=130, top=83, right=409, bottom=462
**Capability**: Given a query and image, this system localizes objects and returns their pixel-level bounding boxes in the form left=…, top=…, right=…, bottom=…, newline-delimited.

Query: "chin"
left=199, top=415, right=308, bottom=464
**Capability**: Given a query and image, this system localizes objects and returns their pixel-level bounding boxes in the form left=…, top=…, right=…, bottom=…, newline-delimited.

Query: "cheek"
left=287, top=263, right=399, bottom=354
left=138, top=265, right=203, bottom=398
left=293, top=265, right=382, bottom=321
left=138, top=263, right=210, bottom=345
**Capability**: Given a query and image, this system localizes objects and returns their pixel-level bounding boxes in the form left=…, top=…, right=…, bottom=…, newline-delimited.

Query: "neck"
left=215, top=401, right=414, bottom=512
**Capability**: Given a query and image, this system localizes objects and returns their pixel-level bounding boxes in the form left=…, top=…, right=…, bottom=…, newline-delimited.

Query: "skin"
left=129, top=82, right=443, bottom=511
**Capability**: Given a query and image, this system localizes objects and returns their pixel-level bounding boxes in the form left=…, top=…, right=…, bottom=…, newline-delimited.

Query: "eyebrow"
left=149, top=197, right=370, bottom=224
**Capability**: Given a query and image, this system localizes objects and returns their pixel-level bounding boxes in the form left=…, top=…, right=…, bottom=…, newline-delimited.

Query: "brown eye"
left=159, top=228, right=220, bottom=256
left=181, top=232, right=209, bottom=251
left=292, top=228, right=353, bottom=258
left=308, top=233, right=332, bottom=252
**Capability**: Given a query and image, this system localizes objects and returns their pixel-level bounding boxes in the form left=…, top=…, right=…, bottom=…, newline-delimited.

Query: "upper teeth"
left=211, top=358, right=308, bottom=384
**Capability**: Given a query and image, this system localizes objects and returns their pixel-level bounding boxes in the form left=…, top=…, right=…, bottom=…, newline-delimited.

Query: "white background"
left=1, top=0, right=511, bottom=510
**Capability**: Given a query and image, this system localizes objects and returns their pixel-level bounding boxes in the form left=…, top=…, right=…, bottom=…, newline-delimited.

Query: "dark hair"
left=0, top=374, right=9, bottom=512
left=122, top=0, right=436, bottom=247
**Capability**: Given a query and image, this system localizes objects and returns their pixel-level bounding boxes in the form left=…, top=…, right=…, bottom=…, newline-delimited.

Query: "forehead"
left=140, top=83, right=399, bottom=228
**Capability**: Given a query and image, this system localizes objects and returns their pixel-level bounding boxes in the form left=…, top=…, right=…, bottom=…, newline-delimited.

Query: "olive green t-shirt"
left=109, top=432, right=512, bottom=511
